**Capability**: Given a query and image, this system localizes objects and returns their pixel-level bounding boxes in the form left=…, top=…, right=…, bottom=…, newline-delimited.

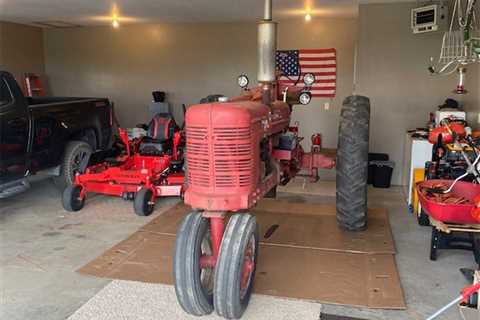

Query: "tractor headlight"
left=238, top=74, right=249, bottom=88
left=303, top=73, right=315, bottom=86
left=299, top=92, right=312, bottom=105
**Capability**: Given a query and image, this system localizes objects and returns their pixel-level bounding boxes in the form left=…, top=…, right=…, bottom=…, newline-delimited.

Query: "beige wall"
left=357, top=2, right=479, bottom=185
left=43, top=18, right=357, bottom=156
left=0, top=21, right=45, bottom=85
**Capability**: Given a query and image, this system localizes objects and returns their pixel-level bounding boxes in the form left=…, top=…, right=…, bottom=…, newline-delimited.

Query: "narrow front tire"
left=173, top=212, right=214, bottom=316
left=214, top=213, right=258, bottom=319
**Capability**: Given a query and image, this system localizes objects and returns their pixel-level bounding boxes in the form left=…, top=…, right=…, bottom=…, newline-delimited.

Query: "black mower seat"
left=139, top=113, right=177, bottom=156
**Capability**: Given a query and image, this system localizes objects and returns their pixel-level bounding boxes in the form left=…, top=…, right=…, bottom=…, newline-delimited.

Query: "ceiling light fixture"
left=305, top=13, right=312, bottom=21
left=112, top=19, right=119, bottom=28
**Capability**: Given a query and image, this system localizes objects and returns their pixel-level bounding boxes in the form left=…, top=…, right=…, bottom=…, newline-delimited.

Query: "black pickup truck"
left=0, top=71, right=114, bottom=198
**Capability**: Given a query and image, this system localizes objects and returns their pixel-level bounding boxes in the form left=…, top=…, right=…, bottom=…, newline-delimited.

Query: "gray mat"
left=68, top=280, right=322, bottom=320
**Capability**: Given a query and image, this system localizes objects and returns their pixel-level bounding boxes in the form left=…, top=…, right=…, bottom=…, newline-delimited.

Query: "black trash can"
left=368, top=153, right=389, bottom=185
left=371, top=161, right=395, bottom=188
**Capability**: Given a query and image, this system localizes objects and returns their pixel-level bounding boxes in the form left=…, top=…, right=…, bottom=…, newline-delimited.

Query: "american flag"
left=276, top=48, right=337, bottom=98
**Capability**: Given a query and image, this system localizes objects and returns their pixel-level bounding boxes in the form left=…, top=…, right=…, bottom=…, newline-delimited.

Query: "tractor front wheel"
left=173, top=212, right=214, bottom=316
left=214, top=213, right=258, bottom=319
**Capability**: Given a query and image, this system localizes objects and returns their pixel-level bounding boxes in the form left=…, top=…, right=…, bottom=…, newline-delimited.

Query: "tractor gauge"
left=238, top=74, right=249, bottom=88
left=303, top=73, right=316, bottom=86
left=299, top=92, right=312, bottom=105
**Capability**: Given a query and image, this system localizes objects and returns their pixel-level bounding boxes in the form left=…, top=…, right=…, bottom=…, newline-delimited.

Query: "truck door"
left=0, top=74, right=29, bottom=184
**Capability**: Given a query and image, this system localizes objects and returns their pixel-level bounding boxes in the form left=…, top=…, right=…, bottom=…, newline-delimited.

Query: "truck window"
left=0, top=78, right=13, bottom=106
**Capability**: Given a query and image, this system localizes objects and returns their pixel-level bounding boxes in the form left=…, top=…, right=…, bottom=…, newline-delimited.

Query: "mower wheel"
left=54, top=141, right=93, bottom=191
left=417, top=210, right=430, bottom=226
left=173, top=212, right=214, bottom=316
left=214, top=213, right=258, bottom=319
left=336, top=95, right=370, bottom=231
left=62, top=185, right=85, bottom=212
left=133, top=188, right=155, bottom=216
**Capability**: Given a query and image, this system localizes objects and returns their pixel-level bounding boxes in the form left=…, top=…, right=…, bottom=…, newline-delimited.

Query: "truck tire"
left=54, top=141, right=93, bottom=191
left=336, top=96, right=370, bottom=231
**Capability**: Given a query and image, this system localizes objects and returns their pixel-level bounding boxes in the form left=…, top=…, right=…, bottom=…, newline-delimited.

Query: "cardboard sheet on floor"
left=78, top=200, right=405, bottom=309
left=139, top=200, right=395, bottom=254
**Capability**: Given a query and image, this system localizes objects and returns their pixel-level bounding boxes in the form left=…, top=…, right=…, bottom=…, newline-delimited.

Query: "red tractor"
left=173, top=1, right=370, bottom=318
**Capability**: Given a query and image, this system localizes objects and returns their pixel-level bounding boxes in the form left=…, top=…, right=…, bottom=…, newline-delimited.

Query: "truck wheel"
left=173, top=212, right=214, bottom=316
left=54, top=141, right=92, bottom=191
left=62, top=185, right=85, bottom=212
left=336, top=95, right=370, bottom=231
left=133, top=188, right=155, bottom=216
left=214, top=213, right=258, bottom=319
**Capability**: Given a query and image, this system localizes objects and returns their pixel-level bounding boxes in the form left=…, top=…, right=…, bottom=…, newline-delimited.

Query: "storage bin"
left=371, top=160, right=395, bottom=188
left=368, top=153, right=389, bottom=184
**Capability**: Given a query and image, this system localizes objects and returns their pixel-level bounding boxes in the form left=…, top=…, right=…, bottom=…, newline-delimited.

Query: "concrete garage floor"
left=0, top=178, right=476, bottom=320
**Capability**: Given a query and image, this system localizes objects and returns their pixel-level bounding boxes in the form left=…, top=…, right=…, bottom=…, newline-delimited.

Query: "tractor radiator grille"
left=186, top=126, right=210, bottom=187
left=186, top=126, right=253, bottom=189
left=213, top=127, right=252, bottom=188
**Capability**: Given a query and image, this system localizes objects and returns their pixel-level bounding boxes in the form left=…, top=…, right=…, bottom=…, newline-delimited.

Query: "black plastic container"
left=371, top=161, right=395, bottom=188
left=368, top=153, right=389, bottom=184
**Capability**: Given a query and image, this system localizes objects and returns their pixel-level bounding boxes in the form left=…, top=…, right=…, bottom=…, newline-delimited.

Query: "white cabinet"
left=402, top=133, right=432, bottom=206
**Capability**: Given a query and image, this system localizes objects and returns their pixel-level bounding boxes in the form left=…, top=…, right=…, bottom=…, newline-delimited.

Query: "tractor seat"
left=139, top=113, right=177, bottom=156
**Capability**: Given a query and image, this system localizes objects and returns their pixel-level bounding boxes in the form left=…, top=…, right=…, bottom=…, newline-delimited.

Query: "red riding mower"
left=62, top=105, right=185, bottom=216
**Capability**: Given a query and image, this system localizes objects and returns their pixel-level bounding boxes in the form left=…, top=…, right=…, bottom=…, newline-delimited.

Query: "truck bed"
left=27, top=96, right=102, bottom=106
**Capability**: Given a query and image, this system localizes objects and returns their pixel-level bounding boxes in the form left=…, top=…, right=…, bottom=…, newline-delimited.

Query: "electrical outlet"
left=324, top=102, right=330, bottom=110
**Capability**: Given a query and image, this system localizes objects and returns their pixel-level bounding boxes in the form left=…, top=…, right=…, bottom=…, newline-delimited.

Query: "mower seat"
left=139, top=113, right=177, bottom=156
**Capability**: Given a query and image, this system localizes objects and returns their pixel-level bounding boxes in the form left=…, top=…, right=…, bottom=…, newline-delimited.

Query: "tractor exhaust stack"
left=257, top=0, right=277, bottom=84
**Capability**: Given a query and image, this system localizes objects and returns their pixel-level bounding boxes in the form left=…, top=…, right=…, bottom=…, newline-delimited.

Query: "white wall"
left=357, top=2, right=479, bottom=185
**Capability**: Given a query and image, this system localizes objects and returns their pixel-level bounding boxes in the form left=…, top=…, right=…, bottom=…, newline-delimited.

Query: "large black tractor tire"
left=173, top=212, right=214, bottom=316
left=336, top=95, right=370, bottom=231
left=214, top=213, right=258, bottom=319
left=54, top=141, right=93, bottom=191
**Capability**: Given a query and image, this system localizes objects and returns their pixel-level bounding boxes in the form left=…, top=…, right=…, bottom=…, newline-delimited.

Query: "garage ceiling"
left=0, top=0, right=415, bottom=27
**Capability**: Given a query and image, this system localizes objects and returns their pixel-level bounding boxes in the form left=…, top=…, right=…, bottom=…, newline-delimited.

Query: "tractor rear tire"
left=173, top=212, right=214, bottom=316
left=336, top=95, right=370, bottom=231
left=133, top=188, right=155, bottom=216
left=214, top=213, right=258, bottom=319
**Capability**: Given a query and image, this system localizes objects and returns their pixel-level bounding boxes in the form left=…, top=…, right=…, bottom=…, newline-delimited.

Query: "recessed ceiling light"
left=112, top=19, right=119, bottom=28
left=305, top=13, right=312, bottom=21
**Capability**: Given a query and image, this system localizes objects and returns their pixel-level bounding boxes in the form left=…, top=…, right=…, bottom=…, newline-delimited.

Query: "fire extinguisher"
left=311, top=134, right=322, bottom=148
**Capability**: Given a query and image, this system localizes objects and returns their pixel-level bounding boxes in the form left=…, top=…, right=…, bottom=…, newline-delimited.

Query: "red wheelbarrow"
left=416, top=179, right=480, bottom=264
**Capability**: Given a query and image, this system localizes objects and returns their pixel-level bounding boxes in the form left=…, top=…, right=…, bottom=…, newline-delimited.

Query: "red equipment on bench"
left=62, top=113, right=185, bottom=216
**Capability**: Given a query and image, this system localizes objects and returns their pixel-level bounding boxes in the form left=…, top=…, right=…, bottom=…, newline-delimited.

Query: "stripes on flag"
left=276, top=48, right=337, bottom=98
